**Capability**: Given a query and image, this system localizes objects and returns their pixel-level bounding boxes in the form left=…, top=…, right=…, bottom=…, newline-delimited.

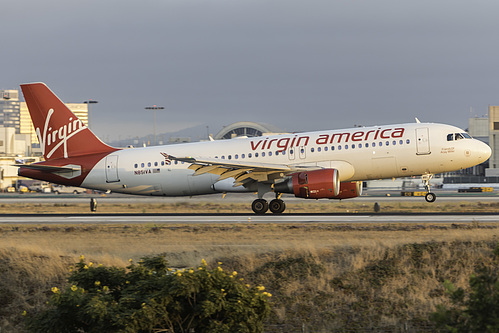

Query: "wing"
left=167, top=155, right=317, bottom=187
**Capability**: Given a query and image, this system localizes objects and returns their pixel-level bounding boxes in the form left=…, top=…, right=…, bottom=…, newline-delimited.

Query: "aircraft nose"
left=475, top=140, right=491, bottom=161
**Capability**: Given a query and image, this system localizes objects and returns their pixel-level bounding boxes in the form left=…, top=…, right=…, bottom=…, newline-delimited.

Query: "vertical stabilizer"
left=21, top=83, right=117, bottom=160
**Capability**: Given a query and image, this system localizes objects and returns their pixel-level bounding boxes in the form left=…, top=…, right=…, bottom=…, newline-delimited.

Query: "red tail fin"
left=21, top=83, right=117, bottom=160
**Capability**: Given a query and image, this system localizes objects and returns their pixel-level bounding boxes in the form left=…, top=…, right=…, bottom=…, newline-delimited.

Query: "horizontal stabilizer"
left=14, top=164, right=80, bottom=173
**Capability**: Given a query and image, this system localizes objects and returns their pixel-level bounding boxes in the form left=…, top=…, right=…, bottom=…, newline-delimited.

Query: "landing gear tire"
left=252, top=199, right=269, bottom=215
left=425, top=192, right=436, bottom=203
left=269, top=199, right=286, bottom=214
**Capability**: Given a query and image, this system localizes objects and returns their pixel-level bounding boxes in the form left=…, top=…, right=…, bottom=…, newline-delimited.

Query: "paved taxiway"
left=1, top=213, right=498, bottom=224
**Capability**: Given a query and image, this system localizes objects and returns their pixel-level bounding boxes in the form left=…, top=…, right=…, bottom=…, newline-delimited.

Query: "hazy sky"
left=2, top=0, right=498, bottom=141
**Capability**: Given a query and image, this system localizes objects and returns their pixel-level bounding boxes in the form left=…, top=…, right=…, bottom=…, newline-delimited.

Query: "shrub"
left=27, top=255, right=271, bottom=333
left=431, top=244, right=499, bottom=332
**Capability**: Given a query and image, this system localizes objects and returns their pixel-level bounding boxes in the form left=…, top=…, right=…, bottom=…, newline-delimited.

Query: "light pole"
left=145, top=105, right=164, bottom=145
left=83, top=100, right=98, bottom=129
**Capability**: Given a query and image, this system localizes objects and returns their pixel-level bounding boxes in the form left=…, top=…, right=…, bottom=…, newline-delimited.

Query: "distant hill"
left=108, top=123, right=221, bottom=147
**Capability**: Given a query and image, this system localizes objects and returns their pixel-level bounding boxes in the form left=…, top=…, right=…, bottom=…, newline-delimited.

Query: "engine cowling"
left=334, top=181, right=363, bottom=199
left=274, top=169, right=340, bottom=199
left=274, top=169, right=363, bottom=200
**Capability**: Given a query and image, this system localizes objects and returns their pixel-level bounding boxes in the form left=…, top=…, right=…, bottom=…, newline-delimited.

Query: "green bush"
left=27, top=255, right=271, bottom=333
left=431, top=244, right=499, bottom=332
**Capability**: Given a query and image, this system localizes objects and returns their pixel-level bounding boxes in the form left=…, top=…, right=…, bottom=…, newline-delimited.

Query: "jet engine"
left=274, top=169, right=340, bottom=199
left=274, top=169, right=362, bottom=200
left=334, top=181, right=363, bottom=199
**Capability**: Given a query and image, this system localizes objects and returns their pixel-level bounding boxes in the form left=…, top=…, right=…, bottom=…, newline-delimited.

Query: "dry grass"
left=0, top=223, right=497, bottom=267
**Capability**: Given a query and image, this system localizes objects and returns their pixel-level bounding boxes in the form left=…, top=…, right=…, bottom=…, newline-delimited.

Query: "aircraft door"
left=288, top=147, right=296, bottom=160
left=416, top=128, right=431, bottom=155
left=105, top=155, right=120, bottom=183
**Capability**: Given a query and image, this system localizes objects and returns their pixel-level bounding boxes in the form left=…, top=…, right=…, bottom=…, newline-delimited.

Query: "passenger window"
left=372, top=142, right=376, bottom=147
left=379, top=142, right=383, bottom=147
left=222, top=156, right=225, bottom=159
left=318, top=147, right=321, bottom=152
left=248, top=153, right=252, bottom=158
left=141, top=163, right=145, bottom=167
left=324, top=147, right=328, bottom=151
left=255, top=153, right=259, bottom=157
left=385, top=141, right=389, bottom=146
left=358, top=144, right=362, bottom=148
left=262, top=152, right=265, bottom=157
left=134, top=164, right=138, bottom=168
left=161, top=161, right=165, bottom=166
left=406, top=139, right=410, bottom=144
left=345, top=145, right=348, bottom=150
left=148, top=162, right=151, bottom=167
left=228, top=155, right=232, bottom=160
left=365, top=143, right=369, bottom=148
left=242, top=154, right=245, bottom=158
left=311, top=148, right=315, bottom=153
left=331, top=146, right=335, bottom=151
left=447, top=134, right=454, bottom=141
left=399, top=140, right=403, bottom=145
left=269, top=151, right=272, bottom=156
left=392, top=141, right=396, bottom=145
left=338, top=145, right=342, bottom=150
left=235, top=154, right=239, bottom=159
left=351, top=144, right=355, bottom=149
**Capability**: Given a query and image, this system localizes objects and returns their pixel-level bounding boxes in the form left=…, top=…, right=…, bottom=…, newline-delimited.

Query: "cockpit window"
left=447, top=132, right=472, bottom=141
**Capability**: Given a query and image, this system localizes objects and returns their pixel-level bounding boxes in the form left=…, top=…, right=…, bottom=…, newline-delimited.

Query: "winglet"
left=415, top=117, right=421, bottom=123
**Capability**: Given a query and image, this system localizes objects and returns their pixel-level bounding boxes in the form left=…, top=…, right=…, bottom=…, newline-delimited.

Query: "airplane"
left=16, top=82, right=491, bottom=214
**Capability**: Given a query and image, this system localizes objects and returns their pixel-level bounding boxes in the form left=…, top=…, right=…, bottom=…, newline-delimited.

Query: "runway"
left=1, top=191, right=498, bottom=224
left=1, top=212, right=498, bottom=224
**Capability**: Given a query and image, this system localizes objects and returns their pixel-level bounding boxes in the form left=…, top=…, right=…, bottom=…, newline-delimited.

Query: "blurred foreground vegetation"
left=0, top=222, right=498, bottom=332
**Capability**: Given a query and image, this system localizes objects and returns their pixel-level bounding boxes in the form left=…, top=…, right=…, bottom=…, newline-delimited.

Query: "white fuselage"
left=81, top=123, right=491, bottom=196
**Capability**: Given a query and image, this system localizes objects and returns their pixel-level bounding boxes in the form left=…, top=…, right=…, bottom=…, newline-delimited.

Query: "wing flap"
left=218, top=168, right=253, bottom=181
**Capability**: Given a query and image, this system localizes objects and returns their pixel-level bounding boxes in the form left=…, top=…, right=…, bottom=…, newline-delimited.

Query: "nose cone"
left=474, top=140, right=491, bottom=161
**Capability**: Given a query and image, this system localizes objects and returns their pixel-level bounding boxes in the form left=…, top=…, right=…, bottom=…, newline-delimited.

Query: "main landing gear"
left=252, top=195, right=286, bottom=214
left=422, top=173, right=436, bottom=203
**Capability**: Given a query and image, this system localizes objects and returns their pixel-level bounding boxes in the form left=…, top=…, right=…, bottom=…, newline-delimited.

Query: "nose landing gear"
left=422, top=174, right=436, bottom=203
